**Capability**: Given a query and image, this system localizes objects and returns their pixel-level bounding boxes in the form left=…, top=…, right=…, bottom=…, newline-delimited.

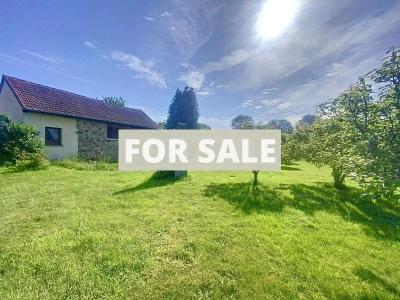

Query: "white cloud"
left=144, top=16, right=154, bottom=21
left=98, top=54, right=109, bottom=60
left=260, top=98, right=281, bottom=106
left=177, top=48, right=251, bottom=94
left=197, top=90, right=210, bottom=96
left=111, top=50, right=167, bottom=89
left=214, top=82, right=235, bottom=89
left=203, top=49, right=252, bottom=73
left=179, top=71, right=205, bottom=89
left=161, top=11, right=173, bottom=17
left=325, top=72, right=337, bottom=77
left=164, top=1, right=223, bottom=60
left=241, top=99, right=254, bottom=108
left=178, top=69, right=235, bottom=96
left=0, top=52, right=92, bottom=84
left=262, top=88, right=278, bottom=94
left=180, top=62, right=191, bottom=68
left=83, top=40, right=98, bottom=49
left=22, top=50, right=63, bottom=65
left=277, top=102, right=292, bottom=110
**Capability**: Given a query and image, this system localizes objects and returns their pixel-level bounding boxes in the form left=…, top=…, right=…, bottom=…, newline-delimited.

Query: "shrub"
left=0, top=114, right=46, bottom=168
left=14, top=152, right=49, bottom=171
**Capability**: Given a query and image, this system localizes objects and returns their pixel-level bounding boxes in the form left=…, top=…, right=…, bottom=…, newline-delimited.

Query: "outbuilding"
left=0, top=75, right=158, bottom=160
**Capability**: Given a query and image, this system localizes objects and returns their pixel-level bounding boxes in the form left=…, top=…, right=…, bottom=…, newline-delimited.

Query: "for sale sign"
left=118, top=130, right=281, bottom=171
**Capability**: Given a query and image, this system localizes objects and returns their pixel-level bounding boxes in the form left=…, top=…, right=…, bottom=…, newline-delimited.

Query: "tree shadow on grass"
left=114, top=172, right=183, bottom=195
left=203, top=182, right=400, bottom=241
left=354, top=267, right=400, bottom=297
left=203, top=182, right=286, bottom=213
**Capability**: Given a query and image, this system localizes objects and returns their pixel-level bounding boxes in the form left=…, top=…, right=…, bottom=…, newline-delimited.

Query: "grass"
left=0, top=162, right=399, bottom=299
left=51, top=157, right=117, bottom=171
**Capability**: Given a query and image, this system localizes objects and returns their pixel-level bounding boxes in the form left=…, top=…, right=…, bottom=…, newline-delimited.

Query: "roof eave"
left=22, top=108, right=157, bottom=129
left=1, top=76, right=27, bottom=110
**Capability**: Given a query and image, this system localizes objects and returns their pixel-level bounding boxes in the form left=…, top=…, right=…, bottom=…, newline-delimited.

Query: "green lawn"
left=0, top=162, right=399, bottom=299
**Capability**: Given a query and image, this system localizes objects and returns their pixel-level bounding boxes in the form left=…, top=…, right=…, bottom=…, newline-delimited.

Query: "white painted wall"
left=24, top=112, right=79, bottom=160
left=1, top=82, right=80, bottom=160
left=0, top=81, right=24, bottom=122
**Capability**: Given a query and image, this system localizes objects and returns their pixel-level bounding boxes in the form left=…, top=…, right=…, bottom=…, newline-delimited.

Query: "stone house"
left=0, top=75, right=158, bottom=160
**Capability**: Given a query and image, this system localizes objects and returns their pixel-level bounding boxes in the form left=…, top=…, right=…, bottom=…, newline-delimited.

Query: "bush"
left=14, top=152, right=49, bottom=171
left=0, top=114, right=46, bottom=168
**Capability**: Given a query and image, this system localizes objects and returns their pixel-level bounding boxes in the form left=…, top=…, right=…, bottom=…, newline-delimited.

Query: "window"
left=107, top=124, right=119, bottom=140
left=45, top=127, right=62, bottom=146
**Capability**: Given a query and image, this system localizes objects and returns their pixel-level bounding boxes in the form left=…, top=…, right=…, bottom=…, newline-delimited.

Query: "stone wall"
left=76, top=119, right=119, bottom=161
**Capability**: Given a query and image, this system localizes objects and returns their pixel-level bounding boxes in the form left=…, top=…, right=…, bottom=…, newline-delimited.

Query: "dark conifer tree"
left=166, top=87, right=199, bottom=129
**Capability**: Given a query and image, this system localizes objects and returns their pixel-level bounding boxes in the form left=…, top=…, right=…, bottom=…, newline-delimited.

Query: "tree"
left=157, top=120, right=166, bottom=129
left=266, top=119, right=294, bottom=133
left=166, top=87, right=199, bottom=129
left=315, top=46, right=400, bottom=196
left=231, top=115, right=255, bottom=129
left=292, top=119, right=351, bottom=189
left=163, top=87, right=199, bottom=178
left=230, top=115, right=267, bottom=186
left=103, top=96, right=126, bottom=107
left=281, top=133, right=297, bottom=166
left=298, top=114, right=318, bottom=126
left=368, top=46, right=400, bottom=194
left=197, top=123, right=211, bottom=129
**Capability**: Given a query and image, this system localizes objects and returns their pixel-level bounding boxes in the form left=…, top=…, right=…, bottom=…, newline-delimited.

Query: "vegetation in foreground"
left=1, top=162, right=399, bottom=299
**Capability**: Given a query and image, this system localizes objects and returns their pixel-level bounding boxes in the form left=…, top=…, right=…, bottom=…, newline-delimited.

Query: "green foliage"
left=231, top=115, right=255, bottom=129
left=291, top=119, right=352, bottom=189
left=0, top=114, right=46, bottom=168
left=289, top=46, right=400, bottom=196
left=231, top=115, right=269, bottom=185
left=0, top=114, right=11, bottom=155
left=157, top=120, right=167, bottom=129
left=266, top=119, right=294, bottom=134
left=160, top=120, right=209, bottom=130
left=281, top=133, right=297, bottom=166
left=13, top=152, right=49, bottom=172
left=166, top=87, right=199, bottom=129
left=316, top=46, right=400, bottom=197
left=231, top=115, right=267, bottom=130
left=103, top=96, right=126, bottom=107
left=197, top=122, right=211, bottom=129
left=298, top=114, right=318, bottom=126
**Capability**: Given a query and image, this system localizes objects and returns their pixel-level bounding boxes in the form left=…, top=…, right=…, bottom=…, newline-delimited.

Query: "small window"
left=107, top=124, right=119, bottom=140
left=45, top=127, right=62, bottom=146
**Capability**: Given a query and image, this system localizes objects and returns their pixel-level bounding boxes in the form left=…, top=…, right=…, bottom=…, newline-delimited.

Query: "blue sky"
left=1, top=0, right=399, bottom=128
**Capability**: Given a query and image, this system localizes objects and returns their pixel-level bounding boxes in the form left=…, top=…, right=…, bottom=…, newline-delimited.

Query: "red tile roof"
left=1, top=75, right=158, bottom=129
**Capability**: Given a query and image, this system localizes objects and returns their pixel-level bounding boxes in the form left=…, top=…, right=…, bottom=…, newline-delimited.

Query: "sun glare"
left=256, top=0, right=301, bottom=41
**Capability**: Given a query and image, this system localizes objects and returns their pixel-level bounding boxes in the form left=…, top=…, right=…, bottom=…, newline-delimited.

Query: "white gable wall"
left=23, top=112, right=79, bottom=160
left=1, top=81, right=79, bottom=160
left=0, top=82, right=24, bottom=122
